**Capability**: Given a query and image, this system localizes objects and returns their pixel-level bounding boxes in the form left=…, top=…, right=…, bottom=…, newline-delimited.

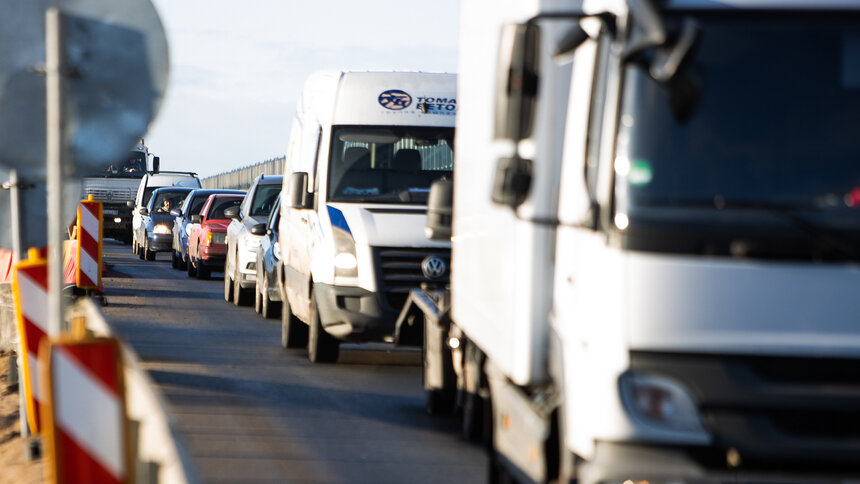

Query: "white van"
left=130, top=171, right=201, bottom=257
left=278, top=71, right=456, bottom=362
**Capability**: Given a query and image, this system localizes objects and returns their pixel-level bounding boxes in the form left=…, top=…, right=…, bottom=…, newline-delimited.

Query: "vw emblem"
left=421, top=255, right=447, bottom=279
left=378, top=89, right=412, bottom=110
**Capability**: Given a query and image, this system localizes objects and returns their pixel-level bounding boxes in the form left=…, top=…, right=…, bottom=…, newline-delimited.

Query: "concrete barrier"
left=0, top=283, right=16, bottom=352
left=69, top=298, right=200, bottom=484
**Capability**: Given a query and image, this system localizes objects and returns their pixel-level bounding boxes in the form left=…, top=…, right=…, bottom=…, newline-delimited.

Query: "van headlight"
left=153, top=224, right=171, bottom=235
left=333, top=226, right=357, bottom=277
left=619, top=372, right=707, bottom=435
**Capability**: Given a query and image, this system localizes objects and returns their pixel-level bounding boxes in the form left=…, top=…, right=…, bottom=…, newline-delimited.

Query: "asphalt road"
left=99, top=240, right=486, bottom=484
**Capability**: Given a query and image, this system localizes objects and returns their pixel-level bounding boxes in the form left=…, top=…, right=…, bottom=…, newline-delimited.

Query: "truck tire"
left=308, top=293, right=339, bottom=363
left=281, top=298, right=308, bottom=349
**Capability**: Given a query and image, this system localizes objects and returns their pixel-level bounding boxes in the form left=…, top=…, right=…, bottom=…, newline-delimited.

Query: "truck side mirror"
left=289, top=172, right=313, bottom=209
left=223, top=206, right=240, bottom=220
left=425, top=179, right=453, bottom=241
left=152, top=156, right=160, bottom=173
left=494, top=22, right=540, bottom=141
left=491, top=155, right=532, bottom=209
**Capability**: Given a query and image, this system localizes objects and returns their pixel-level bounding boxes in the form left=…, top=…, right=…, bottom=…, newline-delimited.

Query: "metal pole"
left=46, top=8, right=63, bottom=337
left=9, top=169, right=29, bottom=438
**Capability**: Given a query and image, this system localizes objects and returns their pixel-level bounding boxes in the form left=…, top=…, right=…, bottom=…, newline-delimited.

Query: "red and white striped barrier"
left=77, top=195, right=103, bottom=290
left=11, top=248, right=49, bottom=433
left=41, top=337, right=129, bottom=484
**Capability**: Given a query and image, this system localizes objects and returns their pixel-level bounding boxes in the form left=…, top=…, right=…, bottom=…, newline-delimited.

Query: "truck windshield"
left=86, top=151, right=146, bottom=178
left=615, top=13, right=860, bottom=260
left=328, top=126, right=454, bottom=204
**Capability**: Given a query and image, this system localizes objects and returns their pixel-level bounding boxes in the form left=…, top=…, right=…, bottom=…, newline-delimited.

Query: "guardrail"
left=201, top=156, right=284, bottom=190
left=69, top=298, right=200, bottom=484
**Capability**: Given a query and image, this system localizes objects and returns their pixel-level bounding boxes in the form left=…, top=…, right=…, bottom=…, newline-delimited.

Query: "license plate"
left=104, top=209, right=118, bottom=215
left=212, top=233, right=226, bottom=244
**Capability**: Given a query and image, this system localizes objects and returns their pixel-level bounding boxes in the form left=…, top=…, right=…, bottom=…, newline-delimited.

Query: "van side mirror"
left=494, top=22, right=540, bottom=141
left=289, top=172, right=313, bottom=209
left=491, top=155, right=532, bottom=209
left=425, top=179, right=453, bottom=241
left=224, top=206, right=240, bottom=220
left=190, top=214, right=202, bottom=224
left=250, top=223, right=267, bottom=236
left=152, top=156, right=160, bottom=173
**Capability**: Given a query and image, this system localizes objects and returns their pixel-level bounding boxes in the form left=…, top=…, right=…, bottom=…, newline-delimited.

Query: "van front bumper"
left=313, top=283, right=394, bottom=342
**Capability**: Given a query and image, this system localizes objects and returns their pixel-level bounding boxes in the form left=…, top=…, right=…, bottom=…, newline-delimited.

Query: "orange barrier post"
left=76, top=195, right=103, bottom=290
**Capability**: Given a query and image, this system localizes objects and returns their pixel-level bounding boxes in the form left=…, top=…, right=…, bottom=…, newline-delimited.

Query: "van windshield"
left=327, top=126, right=454, bottom=204
left=615, top=13, right=860, bottom=259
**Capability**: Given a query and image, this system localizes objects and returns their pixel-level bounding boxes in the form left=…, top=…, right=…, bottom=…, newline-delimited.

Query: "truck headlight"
left=153, top=224, right=171, bottom=235
left=333, top=226, right=357, bottom=277
left=619, top=372, right=707, bottom=435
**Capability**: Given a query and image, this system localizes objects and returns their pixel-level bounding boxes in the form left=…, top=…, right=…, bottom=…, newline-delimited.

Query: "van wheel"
left=281, top=298, right=308, bottom=349
left=308, top=293, right=339, bottom=363
left=223, top=266, right=233, bottom=302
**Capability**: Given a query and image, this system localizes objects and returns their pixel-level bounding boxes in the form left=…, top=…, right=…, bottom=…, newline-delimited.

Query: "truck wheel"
left=187, top=255, right=197, bottom=277
left=308, top=294, right=339, bottom=363
left=223, top=267, right=233, bottom=302
left=281, top=298, right=308, bottom=349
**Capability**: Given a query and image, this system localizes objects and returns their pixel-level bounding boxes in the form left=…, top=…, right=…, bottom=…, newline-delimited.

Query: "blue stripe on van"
left=327, top=205, right=351, bottom=236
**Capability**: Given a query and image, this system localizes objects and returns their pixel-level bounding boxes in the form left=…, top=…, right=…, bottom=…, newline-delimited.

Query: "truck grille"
left=373, top=247, right=450, bottom=311
left=82, top=186, right=135, bottom=202
left=630, top=351, right=860, bottom=471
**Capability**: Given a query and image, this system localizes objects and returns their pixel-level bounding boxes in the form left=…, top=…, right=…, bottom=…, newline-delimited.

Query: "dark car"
left=186, top=194, right=244, bottom=279
left=138, top=187, right=193, bottom=261
left=171, top=188, right=245, bottom=270
left=254, top=194, right=281, bottom=319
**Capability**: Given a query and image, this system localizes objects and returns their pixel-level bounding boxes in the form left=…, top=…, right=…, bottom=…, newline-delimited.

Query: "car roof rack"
left=147, top=170, right=199, bottom=176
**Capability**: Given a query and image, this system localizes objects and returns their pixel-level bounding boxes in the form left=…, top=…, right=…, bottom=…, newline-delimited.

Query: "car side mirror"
left=289, top=172, right=313, bottom=209
left=190, top=214, right=202, bottom=224
left=139, top=208, right=149, bottom=216
left=127, top=201, right=135, bottom=208
left=169, top=208, right=181, bottom=217
left=224, top=206, right=240, bottom=220
left=250, top=223, right=267, bottom=236
left=425, top=179, right=453, bottom=241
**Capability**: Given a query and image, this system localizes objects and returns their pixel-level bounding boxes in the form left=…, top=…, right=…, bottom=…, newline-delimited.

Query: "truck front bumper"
left=313, top=283, right=395, bottom=342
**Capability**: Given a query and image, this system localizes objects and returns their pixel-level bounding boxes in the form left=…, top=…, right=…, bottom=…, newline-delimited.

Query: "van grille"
left=374, top=247, right=450, bottom=311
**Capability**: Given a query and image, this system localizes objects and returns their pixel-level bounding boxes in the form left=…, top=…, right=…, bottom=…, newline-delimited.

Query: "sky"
left=145, top=0, right=459, bottom=178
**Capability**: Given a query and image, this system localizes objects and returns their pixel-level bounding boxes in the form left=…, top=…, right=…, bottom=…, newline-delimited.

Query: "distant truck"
left=278, top=71, right=456, bottom=363
left=80, top=138, right=159, bottom=243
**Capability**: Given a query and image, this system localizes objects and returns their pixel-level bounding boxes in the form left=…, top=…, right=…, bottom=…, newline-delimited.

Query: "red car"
left=186, top=194, right=244, bottom=279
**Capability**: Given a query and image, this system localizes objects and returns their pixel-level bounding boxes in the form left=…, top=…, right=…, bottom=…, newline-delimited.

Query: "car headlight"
left=245, top=234, right=262, bottom=250
left=333, top=226, right=357, bottom=277
left=273, top=240, right=281, bottom=260
left=619, top=372, right=707, bottom=435
left=153, top=224, right=171, bottom=235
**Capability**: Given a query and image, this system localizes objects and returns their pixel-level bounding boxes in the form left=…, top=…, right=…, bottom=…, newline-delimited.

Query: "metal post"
left=8, top=169, right=30, bottom=439
left=46, top=8, right=64, bottom=337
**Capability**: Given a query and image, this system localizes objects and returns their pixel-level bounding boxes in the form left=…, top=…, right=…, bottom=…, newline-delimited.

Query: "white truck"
left=80, top=138, right=159, bottom=243
left=278, top=71, right=456, bottom=363
left=405, top=0, right=860, bottom=482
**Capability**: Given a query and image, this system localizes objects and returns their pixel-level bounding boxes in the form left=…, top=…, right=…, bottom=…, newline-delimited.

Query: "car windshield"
left=149, top=190, right=189, bottom=214
left=250, top=185, right=281, bottom=217
left=207, top=197, right=243, bottom=220
left=615, top=13, right=860, bottom=247
left=86, top=151, right=146, bottom=178
left=327, top=126, right=454, bottom=204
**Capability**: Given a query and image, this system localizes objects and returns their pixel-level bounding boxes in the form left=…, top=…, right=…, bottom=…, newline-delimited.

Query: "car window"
left=207, top=198, right=243, bottom=220
left=250, top=185, right=281, bottom=217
